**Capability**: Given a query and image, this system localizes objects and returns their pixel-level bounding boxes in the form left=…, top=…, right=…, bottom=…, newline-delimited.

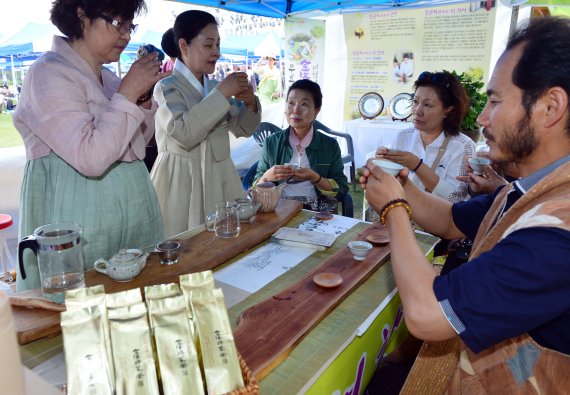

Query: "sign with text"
left=284, top=17, right=326, bottom=91
left=343, top=2, right=497, bottom=120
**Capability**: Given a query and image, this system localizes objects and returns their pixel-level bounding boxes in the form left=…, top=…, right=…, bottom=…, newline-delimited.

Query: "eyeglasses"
left=417, top=71, right=450, bottom=88
left=99, top=14, right=138, bottom=35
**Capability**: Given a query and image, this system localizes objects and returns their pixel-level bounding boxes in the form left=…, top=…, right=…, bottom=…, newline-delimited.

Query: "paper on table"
left=273, top=227, right=337, bottom=247
left=214, top=243, right=315, bottom=294
left=296, top=214, right=360, bottom=236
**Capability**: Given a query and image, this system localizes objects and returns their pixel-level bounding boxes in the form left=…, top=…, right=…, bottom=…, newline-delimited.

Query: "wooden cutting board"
left=12, top=199, right=302, bottom=344
left=233, top=224, right=392, bottom=379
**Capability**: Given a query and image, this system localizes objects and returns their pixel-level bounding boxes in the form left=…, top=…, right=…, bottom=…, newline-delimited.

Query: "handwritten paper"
left=214, top=243, right=315, bottom=294
left=296, top=214, right=360, bottom=236
left=215, top=214, right=360, bottom=298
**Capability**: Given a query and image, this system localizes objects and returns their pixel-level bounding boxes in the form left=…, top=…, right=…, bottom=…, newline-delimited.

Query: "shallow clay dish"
left=313, top=273, right=343, bottom=288
left=366, top=232, right=390, bottom=245
left=314, top=211, right=334, bottom=221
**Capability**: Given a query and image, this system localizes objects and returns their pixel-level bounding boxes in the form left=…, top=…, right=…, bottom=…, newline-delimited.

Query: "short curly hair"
left=413, top=71, right=469, bottom=135
left=51, top=0, right=146, bottom=41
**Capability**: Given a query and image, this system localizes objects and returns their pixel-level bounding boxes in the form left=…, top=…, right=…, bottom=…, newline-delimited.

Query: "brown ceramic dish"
left=313, top=273, right=343, bottom=288
left=366, top=232, right=390, bottom=245
left=314, top=211, right=334, bottom=221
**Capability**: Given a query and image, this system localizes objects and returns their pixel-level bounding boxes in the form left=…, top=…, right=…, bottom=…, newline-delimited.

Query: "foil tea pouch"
left=148, top=295, right=205, bottom=395
left=180, top=270, right=214, bottom=296
left=108, top=302, right=160, bottom=395
left=180, top=270, right=214, bottom=339
left=106, top=288, right=142, bottom=310
left=61, top=304, right=113, bottom=395
left=65, top=285, right=114, bottom=384
left=144, top=283, right=181, bottom=301
left=191, top=288, right=244, bottom=395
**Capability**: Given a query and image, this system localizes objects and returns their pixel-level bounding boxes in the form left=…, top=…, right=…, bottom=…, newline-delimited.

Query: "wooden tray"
left=233, top=224, right=391, bottom=379
left=12, top=199, right=302, bottom=344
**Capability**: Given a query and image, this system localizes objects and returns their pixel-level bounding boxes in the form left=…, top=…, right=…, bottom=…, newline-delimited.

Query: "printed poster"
left=284, top=17, right=326, bottom=91
left=343, top=2, right=498, bottom=120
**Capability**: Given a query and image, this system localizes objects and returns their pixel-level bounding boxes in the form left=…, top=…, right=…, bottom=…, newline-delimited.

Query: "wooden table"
left=18, top=208, right=438, bottom=394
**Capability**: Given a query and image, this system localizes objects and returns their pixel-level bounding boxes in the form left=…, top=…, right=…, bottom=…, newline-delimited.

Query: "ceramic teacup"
left=284, top=162, right=299, bottom=171
left=348, top=241, right=373, bottom=261
left=372, top=159, right=404, bottom=177
left=468, top=157, right=492, bottom=176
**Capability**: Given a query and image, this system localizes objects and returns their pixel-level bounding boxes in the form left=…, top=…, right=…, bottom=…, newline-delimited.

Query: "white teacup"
left=284, top=162, right=299, bottom=170
left=468, top=157, right=492, bottom=176
left=348, top=241, right=373, bottom=261
left=372, top=159, right=404, bottom=177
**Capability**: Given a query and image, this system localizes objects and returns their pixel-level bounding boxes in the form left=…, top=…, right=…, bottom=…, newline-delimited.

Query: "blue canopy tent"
left=170, top=0, right=473, bottom=18
left=0, top=23, right=59, bottom=90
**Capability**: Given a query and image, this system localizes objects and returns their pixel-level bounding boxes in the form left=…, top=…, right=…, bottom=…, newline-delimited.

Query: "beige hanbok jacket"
left=151, top=71, right=261, bottom=238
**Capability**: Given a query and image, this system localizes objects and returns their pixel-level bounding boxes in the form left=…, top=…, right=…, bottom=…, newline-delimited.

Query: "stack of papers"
left=272, top=227, right=337, bottom=248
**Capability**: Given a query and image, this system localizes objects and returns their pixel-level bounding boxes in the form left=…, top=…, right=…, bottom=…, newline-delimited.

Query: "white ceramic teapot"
left=235, top=196, right=262, bottom=222
left=94, top=249, right=148, bottom=282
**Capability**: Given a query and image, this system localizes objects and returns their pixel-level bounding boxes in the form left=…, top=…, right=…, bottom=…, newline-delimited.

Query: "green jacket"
left=254, top=126, right=349, bottom=197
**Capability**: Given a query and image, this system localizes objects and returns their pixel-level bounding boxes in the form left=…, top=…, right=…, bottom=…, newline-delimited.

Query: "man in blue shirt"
left=361, top=17, right=570, bottom=393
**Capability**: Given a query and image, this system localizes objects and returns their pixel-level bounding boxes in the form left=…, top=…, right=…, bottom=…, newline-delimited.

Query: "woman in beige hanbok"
left=151, top=10, right=261, bottom=238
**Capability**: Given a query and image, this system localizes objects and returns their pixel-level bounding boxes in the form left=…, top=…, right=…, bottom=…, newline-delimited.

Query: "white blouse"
left=395, top=128, right=475, bottom=203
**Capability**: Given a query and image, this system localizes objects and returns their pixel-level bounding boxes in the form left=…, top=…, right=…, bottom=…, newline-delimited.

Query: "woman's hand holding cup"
left=118, top=52, right=172, bottom=104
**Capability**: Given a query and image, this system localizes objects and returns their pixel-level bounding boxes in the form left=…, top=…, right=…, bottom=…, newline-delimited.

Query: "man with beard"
left=361, top=17, right=570, bottom=393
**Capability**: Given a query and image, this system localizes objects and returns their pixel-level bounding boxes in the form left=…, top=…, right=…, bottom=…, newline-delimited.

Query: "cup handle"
left=205, top=212, right=216, bottom=231
left=94, top=259, right=108, bottom=274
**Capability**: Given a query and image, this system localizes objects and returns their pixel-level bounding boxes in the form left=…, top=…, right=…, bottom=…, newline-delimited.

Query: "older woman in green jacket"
left=254, top=79, right=348, bottom=210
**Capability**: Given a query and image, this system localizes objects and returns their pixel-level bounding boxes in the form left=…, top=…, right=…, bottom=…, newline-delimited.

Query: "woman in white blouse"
left=376, top=71, right=475, bottom=203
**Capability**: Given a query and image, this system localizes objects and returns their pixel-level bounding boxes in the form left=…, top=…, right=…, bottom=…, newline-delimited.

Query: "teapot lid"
left=257, top=181, right=275, bottom=188
left=111, top=249, right=142, bottom=264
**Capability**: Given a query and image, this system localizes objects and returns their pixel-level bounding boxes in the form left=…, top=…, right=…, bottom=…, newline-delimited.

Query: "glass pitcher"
left=18, top=222, right=85, bottom=303
left=206, top=202, right=240, bottom=238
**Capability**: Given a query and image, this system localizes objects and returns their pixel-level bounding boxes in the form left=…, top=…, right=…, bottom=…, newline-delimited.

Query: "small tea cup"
left=468, top=157, right=492, bottom=176
left=284, top=162, right=299, bottom=171
left=348, top=241, right=373, bottom=261
left=372, top=159, right=404, bottom=177
left=156, top=240, right=181, bottom=265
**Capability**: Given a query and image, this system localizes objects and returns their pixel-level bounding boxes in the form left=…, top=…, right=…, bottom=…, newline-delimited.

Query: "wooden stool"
left=0, top=214, right=15, bottom=283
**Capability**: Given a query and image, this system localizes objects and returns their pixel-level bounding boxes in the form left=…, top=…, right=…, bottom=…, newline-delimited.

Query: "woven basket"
left=225, top=353, right=260, bottom=395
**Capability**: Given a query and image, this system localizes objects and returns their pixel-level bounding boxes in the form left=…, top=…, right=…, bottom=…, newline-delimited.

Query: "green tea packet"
left=61, top=304, right=113, bottom=395
left=108, top=302, right=160, bottom=395
left=144, top=283, right=181, bottom=301
left=106, top=288, right=143, bottom=310
left=191, top=288, right=244, bottom=394
left=147, top=295, right=205, bottom=395
left=65, top=285, right=114, bottom=384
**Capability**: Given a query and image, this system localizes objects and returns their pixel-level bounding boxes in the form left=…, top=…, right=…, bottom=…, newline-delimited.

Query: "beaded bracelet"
left=379, top=198, right=412, bottom=225
left=136, top=93, right=152, bottom=105
left=412, top=158, right=423, bottom=172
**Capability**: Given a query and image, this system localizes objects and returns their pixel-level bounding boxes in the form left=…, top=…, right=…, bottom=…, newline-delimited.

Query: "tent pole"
left=10, top=55, right=18, bottom=93
left=508, top=5, right=519, bottom=38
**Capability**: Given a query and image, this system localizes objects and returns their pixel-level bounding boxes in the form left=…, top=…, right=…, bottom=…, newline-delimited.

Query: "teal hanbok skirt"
left=17, top=153, right=164, bottom=291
